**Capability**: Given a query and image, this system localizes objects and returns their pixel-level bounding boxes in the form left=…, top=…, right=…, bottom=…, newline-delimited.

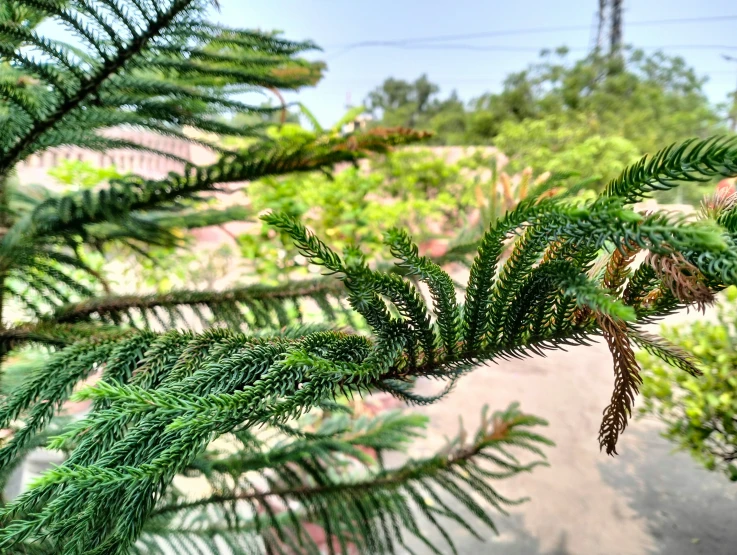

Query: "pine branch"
left=96, top=404, right=553, bottom=555
left=603, top=136, right=737, bottom=203
left=73, top=205, right=253, bottom=250
left=462, top=198, right=547, bottom=353
left=9, top=129, right=424, bottom=244
left=386, top=227, right=462, bottom=358
left=0, top=1, right=335, bottom=176
left=0, top=334, right=128, bottom=471
left=0, top=0, right=200, bottom=173
left=1, top=137, right=737, bottom=550
left=627, top=327, right=702, bottom=377
left=646, top=252, right=715, bottom=312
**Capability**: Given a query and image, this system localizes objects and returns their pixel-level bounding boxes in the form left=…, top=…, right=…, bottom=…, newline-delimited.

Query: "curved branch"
left=47, top=278, right=344, bottom=324
left=0, top=322, right=126, bottom=355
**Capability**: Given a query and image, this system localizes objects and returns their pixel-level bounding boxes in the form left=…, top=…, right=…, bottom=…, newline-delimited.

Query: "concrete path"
left=399, top=340, right=737, bottom=555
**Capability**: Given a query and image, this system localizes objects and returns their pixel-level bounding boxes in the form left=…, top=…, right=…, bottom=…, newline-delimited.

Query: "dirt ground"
left=396, top=337, right=737, bottom=555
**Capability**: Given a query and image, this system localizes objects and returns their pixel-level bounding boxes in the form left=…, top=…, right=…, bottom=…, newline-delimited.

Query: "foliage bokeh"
left=638, top=287, right=737, bottom=481
left=239, top=147, right=507, bottom=280
left=365, top=47, right=728, bottom=204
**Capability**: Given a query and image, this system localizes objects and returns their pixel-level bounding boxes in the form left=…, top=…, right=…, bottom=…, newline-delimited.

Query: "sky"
left=211, top=0, right=737, bottom=126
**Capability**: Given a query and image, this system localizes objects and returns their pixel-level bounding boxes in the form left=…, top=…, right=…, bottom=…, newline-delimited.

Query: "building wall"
left=14, top=128, right=209, bottom=186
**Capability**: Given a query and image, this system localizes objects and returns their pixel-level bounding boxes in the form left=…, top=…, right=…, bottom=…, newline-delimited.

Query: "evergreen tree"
left=2, top=2, right=737, bottom=554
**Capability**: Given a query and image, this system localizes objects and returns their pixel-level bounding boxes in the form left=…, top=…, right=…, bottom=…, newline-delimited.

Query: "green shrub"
left=46, top=160, right=124, bottom=192
left=638, top=287, right=737, bottom=480
left=240, top=148, right=498, bottom=279
left=493, top=113, right=642, bottom=189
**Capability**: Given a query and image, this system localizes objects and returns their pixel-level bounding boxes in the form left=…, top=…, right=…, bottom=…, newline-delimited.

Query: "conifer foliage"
left=0, top=0, right=421, bottom=349
left=2, top=2, right=737, bottom=554
left=3, top=139, right=737, bottom=553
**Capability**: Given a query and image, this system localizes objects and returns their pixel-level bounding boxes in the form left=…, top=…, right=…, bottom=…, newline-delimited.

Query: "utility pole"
left=610, top=0, right=623, bottom=56
left=594, top=0, right=624, bottom=58
left=595, top=0, right=608, bottom=52
left=723, top=55, right=737, bottom=132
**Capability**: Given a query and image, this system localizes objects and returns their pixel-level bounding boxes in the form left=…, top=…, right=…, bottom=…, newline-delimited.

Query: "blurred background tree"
left=365, top=47, right=728, bottom=203
left=239, top=147, right=490, bottom=280
left=366, top=49, right=722, bottom=149
left=639, top=286, right=737, bottom=482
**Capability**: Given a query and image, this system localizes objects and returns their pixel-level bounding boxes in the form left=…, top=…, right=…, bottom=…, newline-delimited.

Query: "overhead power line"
left=380, top=44, right=737, bottom=53
left=327, top=14, right=737, bottom=51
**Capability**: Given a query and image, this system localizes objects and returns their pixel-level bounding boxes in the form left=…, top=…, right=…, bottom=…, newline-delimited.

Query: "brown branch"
left=151, top=434, right=489, bottom=518
left=597, top=314, right=642, bottom=455
left=0, top=323, right=128, bottom=356
left=646, top=252, right=714, bottom=313
left=48, top=279, right=344, bottom=323
left=603, top=242, right=640, bottom=295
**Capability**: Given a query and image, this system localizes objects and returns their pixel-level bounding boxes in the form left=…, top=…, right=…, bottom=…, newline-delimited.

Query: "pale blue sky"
left=212, top=0, right=737, bottom=126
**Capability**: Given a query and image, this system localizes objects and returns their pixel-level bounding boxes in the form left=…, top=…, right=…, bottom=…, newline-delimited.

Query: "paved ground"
left=396, top=339, right=737, bottom=555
